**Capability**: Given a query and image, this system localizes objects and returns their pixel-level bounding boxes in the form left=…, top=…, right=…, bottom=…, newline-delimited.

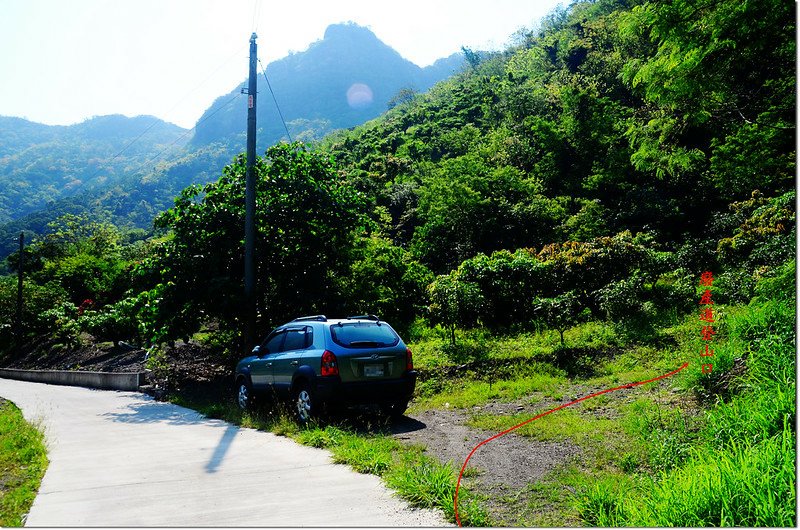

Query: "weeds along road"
left=0, top=378, right=448, bottom=526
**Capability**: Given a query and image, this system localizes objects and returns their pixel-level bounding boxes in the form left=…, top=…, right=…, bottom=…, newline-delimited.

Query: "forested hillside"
left=0, top=114, right=188, bottom=224
left=0, top=0, right=795, bottom=526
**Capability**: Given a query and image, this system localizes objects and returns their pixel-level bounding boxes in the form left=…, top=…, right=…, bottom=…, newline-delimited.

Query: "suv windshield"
left=330, top=322, right=400, bottom=348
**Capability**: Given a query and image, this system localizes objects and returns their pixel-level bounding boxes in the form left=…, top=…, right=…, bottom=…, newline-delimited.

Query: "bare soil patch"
left=3, top=336, right=147, bottom=372
left=393, top=408, right=580, bottom=490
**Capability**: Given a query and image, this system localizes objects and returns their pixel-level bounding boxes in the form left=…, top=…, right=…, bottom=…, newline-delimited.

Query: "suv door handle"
left=266, top=362, right=273, bottom=367
left=291, top=360, right=299, bottom=366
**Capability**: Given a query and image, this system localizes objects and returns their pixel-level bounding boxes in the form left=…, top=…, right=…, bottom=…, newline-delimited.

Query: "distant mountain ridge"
left=191, top=22, right=465, bottom=150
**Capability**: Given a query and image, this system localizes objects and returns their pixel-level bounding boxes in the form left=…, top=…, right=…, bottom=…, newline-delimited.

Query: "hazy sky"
left=0, top=0, right=564, bottom=129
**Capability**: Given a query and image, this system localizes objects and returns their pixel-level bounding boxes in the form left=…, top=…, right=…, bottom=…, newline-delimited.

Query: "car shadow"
left=320, top=406, right=428, bottom=436
left=388, top=415, right=427, bottom=435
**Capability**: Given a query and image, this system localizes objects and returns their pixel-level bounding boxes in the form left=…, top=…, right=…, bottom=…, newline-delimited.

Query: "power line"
left=132, top=92, right=244, bottom=176
left=97, top=38, right=242, bottom=166
left=81, top=43, right=247, bottom=184
left=165, top=43, right=247, bottom=118
left=251, top=0, right=262, bottom=32
left=258, top=58, right=293, bottom=143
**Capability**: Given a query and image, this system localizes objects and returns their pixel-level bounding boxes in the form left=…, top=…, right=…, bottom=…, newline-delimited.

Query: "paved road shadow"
left=100, top=398, right=210, bottom=426
left=101, top=395, right=240, bottom=473
left=204, top=424, right=238, bottom=473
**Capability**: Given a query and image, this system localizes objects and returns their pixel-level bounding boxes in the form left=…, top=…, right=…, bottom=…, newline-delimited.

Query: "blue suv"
left=235, top=315, right=416, bottom=422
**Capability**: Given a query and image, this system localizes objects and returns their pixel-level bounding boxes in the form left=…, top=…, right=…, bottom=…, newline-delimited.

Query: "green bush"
left=713, top=269, right=757, bottom=305
left=0, top=277, right=68, bottom=340
left=651, top=269, right=696, bottom=313
left=341, top=235, right=433, bottom=334
left=39, top=302, right=81, bottom=347
left=79, top=296, right=141, bottom=346
left=753, top=259, right=795, bottom=303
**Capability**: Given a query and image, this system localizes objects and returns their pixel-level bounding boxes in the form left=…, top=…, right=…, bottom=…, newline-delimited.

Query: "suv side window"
left=283, top=327, right=310, bottom=351
left=262, top=330, right=286, bottom=354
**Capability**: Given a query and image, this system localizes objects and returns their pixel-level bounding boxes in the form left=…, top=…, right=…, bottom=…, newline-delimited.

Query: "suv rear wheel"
left=381, top=399, right=409, bottom=419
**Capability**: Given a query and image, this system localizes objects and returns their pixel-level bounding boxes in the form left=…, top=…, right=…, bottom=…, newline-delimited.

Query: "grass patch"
left=384, top=452, right=491, bottom=526
left=409, top=322, right=619, bottom=372
left=572, top=282, right=797, bottom=527
left=414, top=371, right=566, bottom=411
left=0, top=399, right=48, bottom=527
left=466, top=408, right=618, bottom=447
left=575, top=429, right=796, bottom=527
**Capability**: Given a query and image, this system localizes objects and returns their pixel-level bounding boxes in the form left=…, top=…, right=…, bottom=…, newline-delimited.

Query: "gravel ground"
left=392, top=408, right=581, bottom=492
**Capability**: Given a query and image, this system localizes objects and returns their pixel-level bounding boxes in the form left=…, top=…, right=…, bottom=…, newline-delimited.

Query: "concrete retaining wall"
left=0, top=368, right=145, bottom=391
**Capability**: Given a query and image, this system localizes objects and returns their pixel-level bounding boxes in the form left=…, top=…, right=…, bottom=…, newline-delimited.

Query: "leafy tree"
left=427, top=272, right=483, bottom=345
left=537, top=231, right=654, bottom=314
left=412, top=154, right=565, bottom=272
left=22, top=215, right=128, bottom=305
left=461, top=46, right=483, bottom=70
left=716, top=191, right=795, bottom=270
left=387, top=87, right=419, bottom=110
left=458, top=249, right=556, bottom=330
left=0, top=277, right=68, bottom=344
left=340, top=235, right=433, bottom=333
left=533, top=290, right=586, bottom=346
left=148, top=142, right=366, bottom=347
left=620, top=0, right=795, bottom=200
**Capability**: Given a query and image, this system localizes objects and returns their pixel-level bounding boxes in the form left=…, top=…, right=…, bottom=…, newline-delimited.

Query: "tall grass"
left=640, top=427, right=795, bottom=527
left=0, top=400, right=48, bottom=527
left=384, top=454, right=491, bottom=526
left=575, top=266, right=796, bottom=527
left=577, top=428, right=795, bottom=527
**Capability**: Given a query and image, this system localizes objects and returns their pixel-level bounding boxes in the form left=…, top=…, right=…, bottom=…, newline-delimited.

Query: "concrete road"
left=0, top=378, right=448, bottom=526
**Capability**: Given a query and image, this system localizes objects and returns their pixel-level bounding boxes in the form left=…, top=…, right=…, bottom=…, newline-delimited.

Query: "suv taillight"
left=406, top=347, right=413, bottom=371
left=321, top=350, right=339, bottom=377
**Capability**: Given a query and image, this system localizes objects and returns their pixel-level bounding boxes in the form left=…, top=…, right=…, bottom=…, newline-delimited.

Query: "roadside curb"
left=0, top=368, right=145, bottom=391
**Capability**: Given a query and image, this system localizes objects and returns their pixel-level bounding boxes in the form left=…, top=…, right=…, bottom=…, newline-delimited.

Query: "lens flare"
left=346, top=83, right=373, bottom=109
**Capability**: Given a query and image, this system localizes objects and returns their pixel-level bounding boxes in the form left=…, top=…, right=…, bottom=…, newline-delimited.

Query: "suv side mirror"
left=252, top=345, right=261, bottom=355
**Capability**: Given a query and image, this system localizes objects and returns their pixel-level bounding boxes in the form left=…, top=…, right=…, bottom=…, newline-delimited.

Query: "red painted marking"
left=453, top=362, right=690, bottom=526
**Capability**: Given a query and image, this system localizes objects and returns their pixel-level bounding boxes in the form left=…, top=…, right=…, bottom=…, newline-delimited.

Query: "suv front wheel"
left=237, top=378, right=253, bottom=410
left=293, top=382, right=316, bottom=424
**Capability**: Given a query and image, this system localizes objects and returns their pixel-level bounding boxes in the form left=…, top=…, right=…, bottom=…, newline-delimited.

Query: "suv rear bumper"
left=314, top=371, right=417, bottom=405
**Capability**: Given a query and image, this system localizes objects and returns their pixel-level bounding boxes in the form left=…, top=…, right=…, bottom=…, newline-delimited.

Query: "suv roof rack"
left=346, top=314, right=380, bottom=322
left=292, top=315, right=327, bottom=322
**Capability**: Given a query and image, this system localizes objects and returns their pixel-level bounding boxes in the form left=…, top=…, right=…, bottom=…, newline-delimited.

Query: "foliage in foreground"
left=0, top=399, right=48, bottom=527
left=574, top=273, right=795, bottom=527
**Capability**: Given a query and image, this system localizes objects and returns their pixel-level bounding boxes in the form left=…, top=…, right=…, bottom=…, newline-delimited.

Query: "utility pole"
left=243, top=32, right=258, bottom=352
left=15, top=232, right=24, bottom=340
